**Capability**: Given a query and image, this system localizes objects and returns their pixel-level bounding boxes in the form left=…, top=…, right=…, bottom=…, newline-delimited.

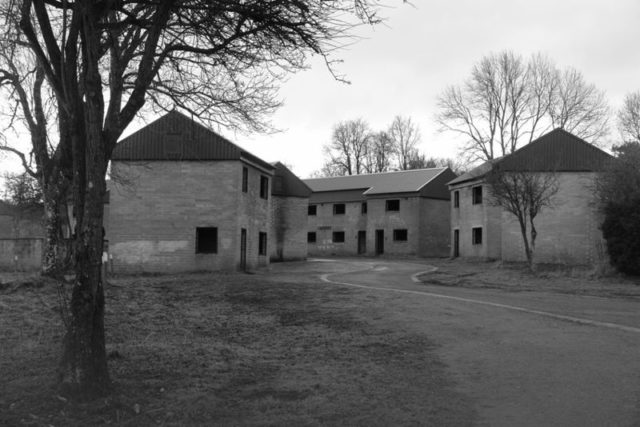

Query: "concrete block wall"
left=307, top=200, right=367, bottom=256
left=108, top=160, right=270, bottom=273
left=0, top=238, right=42, bottom=271
left=270, top=196, right=308, bottom=262
left=500, top=173, right=603, bottom=265
left=365, top=197, right=421, bottom=256
left=450, top=181, right=502, bottom=259
left=419, top=198, right=451, bottom=257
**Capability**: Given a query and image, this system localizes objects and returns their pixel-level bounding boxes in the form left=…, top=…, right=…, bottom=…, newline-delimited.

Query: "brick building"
left=449, top=129, right=613, bottom=265
left=107, top=111, right=308, bottom=273
left=304, top=168, right=457, bottom=257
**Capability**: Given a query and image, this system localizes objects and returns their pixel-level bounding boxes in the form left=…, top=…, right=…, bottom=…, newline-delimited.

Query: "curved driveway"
left=311, top=258, right=640, bottom=427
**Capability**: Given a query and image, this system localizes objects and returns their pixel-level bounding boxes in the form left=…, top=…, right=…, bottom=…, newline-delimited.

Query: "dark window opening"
left=472, top=186, right=483, bottom=205
left=260, top=175, right=269, bottom=199
left=259, top=232, right=267, bottom=255
left=242, top=167, right=248, bottom=193
left=472, top=227, right=483, bottom=245
left=307, top=232, right=317, bottom=243
left=332, top=231, right=345, bottom=243
left=393, top=229, right=408, bottom=241
left=454, top=190, right=459, bottom=208
left=333, top=203, right=345, bottom=215
left=308, top=204, right=317, bottom=216
left=361, top=202, right=368, bottom=214
left=386, top=199, right=400, bottom=211
left=196, top=227, right=218, bottom=253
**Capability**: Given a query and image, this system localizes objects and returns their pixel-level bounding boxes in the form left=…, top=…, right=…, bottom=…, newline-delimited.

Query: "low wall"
left=0, top=238, right=42, bottom=271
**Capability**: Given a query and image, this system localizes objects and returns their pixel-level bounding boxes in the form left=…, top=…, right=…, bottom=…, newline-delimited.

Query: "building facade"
left=106, top=111, right=307, bottom=273
left=304, top=168, right=457, bottom=258
left=449, top=129, right=612, bottom=265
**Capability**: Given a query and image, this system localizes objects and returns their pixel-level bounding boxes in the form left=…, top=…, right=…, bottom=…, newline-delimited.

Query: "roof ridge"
left=304, top=167, right=446, bottom=181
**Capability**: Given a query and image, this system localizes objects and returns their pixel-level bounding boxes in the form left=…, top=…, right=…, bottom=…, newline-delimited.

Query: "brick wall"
left=450, top=181, right=503, bottom=259
left=107, top=160, right=271, bottom=273
left=365, top=197, right=421, bottom=256
left=307, top=200, right=367, bottom=256
left=270, top=196, right=308, bottom=262
left=418, top=198, right=451, bottom=257
left=500, top=172, right=603, bottom=265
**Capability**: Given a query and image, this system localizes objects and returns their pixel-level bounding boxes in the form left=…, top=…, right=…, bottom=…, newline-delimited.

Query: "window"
left=196, top=227, right=218, bottom=253
left=472, top=186, right=483, bottom=205
left=258, top=232, right=267, bottom=255
left=472, top=227, right=483, bottom=245
left=307, top=232, right=317, bottom=243
left=361, top=202, right=368, bottom=214
left=333, top=203, right=345, bottom=215
left=242, top=167, right=248, bottom=193
left=260, top=175, right=269, bottom=199
left=308, top=204, right=317, bottom=216
left=332, top=231, right=345, bottom=243
left=453, top=190, right=459, bottom=208
left=393, top=229, right=408, bottom=241
left=386, top=199, right=400, bottom=211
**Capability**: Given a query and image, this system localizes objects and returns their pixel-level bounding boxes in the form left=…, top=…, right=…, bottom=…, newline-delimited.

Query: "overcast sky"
left=2, top=0, right=640, bottom=181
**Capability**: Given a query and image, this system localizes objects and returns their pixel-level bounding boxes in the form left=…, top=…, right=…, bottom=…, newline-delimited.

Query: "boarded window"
left=386, top=199, right=400, bottom=211
left=308, top=204, right=317, bottom=216
left=196, top=227, right=218, bottom=253
left=472, top=227, right=483, bottom=245
left=472, top=186, right=483, bottom=205
left=393, top=229, right=408, bottom=241
left=333, top=203, right=345, bottom=215
left=332, top=231, right=345, bottom=243
left=258, top=232, right=267, bottom=255
left=307, top=232, right=317, bottom=243
left=361, top=202, right=368, bottom=214
left=260, top=176, right=269, bottom=199
left=242, top=167, right=248, bottom=192
left=454, top=191, right=459, bottom=208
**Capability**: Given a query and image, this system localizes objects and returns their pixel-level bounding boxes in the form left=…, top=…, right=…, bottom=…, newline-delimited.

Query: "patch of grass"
left=418, top=258, right=640, bottom=298
left=0, top=270, right=473, bottom=426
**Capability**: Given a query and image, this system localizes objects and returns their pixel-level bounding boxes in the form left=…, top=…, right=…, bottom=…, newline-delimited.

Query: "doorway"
left=375, top=229, right=384, bottom=255
left=240, top=228, right=247, bottom=270
left=357, top=230, right=366, bottom=254
left=453, top=229, right=459, bottom=257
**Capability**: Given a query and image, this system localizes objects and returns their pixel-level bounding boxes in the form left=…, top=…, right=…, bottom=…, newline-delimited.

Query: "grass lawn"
left=0, top=265, right=474, bottom=426
left=417, top=258, right=640, bottom=299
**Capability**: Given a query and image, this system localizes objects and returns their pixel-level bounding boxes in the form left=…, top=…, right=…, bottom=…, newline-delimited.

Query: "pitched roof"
left=112, top=110, right=274, bottom=170
left=304, top=168, right=451, bottom=197
left=271, top=162, right=312, bottom=198
left=449, top=128, right=613, bottom=185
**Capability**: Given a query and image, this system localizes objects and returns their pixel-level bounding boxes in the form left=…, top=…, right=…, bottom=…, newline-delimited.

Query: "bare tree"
left=388, top=115, right=421, bottom=170
left=323, top=119, right=372, bottom=175
left=486, top=165, right=559, bottom=271
left=436, top=51, right=609, bottom=162
left=363, top=130, right=395, bottom=173
left=617, top=91, right=640, bottom=143
left=7, top=0, right=385, bottom=395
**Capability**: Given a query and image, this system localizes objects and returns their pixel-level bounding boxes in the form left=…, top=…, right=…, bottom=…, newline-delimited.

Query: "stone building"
left=448, top=128, right=613, bottom=265
left=0, top=201, right=44, bottom=270
left=304, top=168, right=457, bottom=257
left=107, top=111, right=308, bottom=273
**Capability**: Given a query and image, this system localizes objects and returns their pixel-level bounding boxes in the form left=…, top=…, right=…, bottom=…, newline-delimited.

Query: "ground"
left=1, top=258, right=639, bottom=426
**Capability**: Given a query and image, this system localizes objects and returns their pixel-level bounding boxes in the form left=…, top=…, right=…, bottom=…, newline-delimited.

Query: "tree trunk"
left=517, top=216, right=534, bottom=272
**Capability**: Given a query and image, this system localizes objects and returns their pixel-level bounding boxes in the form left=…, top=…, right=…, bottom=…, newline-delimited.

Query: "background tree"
left=388, top=115, right=421, bottom=170
left=321, top=119, right=372, bottom=176
left=486, top=165, right=559, bottom=271
left=436, top=51, right=609, bottom=163
left=617, top=91, right=640, bottom=143
left=2, top=172, right=43, bottom=208
left=9, top=0, right=384, bottom=396
left=597, top=142, right=640, bottom=275
left=363, top=131, right=395, bottom=173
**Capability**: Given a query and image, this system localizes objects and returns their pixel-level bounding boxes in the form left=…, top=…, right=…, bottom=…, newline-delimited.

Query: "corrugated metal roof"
left=305, top=168, right=448, bottom=195
left=112, top=110, right=274, bottom=170
left=271, top=162, right=312, bottom=198
left=449, top=129, right=612, bottom=186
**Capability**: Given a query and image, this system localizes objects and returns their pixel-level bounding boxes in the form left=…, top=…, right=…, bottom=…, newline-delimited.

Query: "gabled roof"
left=449, top=128, right=612, bottom=186
left=304, top=168, right=453, bottom=199
left=112, top=110, right=274, bottom=171
left=271, top=162, right=312, bottom=198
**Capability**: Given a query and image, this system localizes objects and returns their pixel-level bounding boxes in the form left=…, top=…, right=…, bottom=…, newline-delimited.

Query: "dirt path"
left=305, top=258, right=640, bottom=427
